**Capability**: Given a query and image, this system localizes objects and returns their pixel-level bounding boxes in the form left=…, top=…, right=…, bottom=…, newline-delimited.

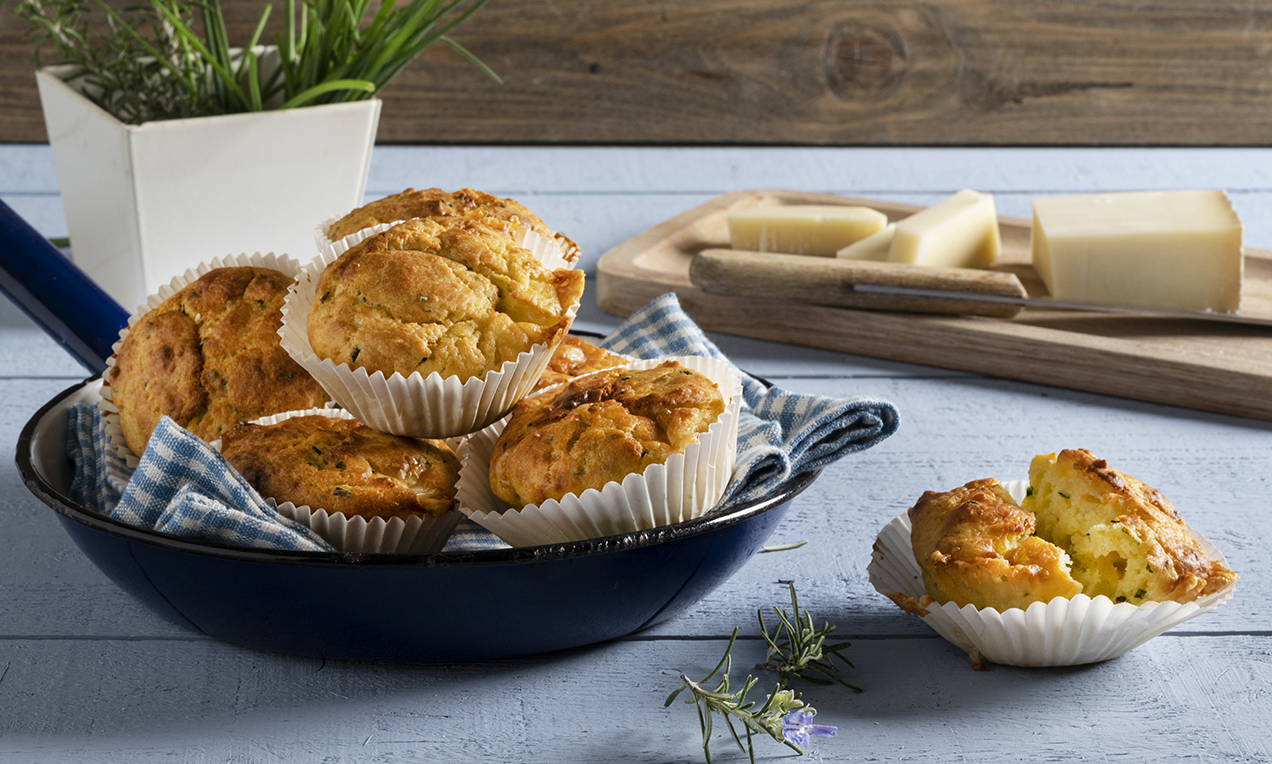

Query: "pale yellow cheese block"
left=1031, top=190, right=1243, bottom=312
left=728, top=205, right=888, bottom=256
left=888, top=189, right=1001, bottom=267
left=836, top=223, right=895, bottom=261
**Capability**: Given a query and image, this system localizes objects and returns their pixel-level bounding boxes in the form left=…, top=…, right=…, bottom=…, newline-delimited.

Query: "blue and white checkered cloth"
left=68, top=406, right=333, bottom=551
left=67, top=292, right=899, bottom=553
left=599, top=293, right=899, bottom=507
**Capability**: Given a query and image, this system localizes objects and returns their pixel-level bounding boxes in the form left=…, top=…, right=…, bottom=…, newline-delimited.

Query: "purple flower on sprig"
left=782, top=709, right=838, bottom=749
left=665, top=583, right=854, bottom=763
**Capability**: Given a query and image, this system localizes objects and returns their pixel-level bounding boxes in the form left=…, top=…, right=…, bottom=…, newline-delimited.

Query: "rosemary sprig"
left=666, top=582, right=850, bottom=762
left=664, top=627, right=809, bottom=764
left=757, top=581, right=862, bottom=692
left=760, top=540, right=808, bottom=553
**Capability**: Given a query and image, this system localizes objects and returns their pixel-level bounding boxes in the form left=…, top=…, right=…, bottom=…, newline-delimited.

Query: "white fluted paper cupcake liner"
left=314, top=216, right=398, bottom=260
left=99, top=252, right=306, bottom=468
left=455, top=355, right=742, bottom=547
left=211, top=407, right=463, bottom=555
left=280, top=238, right=580, bottom=438
left=867, top=479, right=1237, bottom=667
left=277, top=502, right=460, bottom=555
left=316, top=216, right=574, bottom=268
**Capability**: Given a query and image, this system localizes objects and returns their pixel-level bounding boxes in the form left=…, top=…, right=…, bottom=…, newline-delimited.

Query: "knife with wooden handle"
left=689, top=248, right=1028, bottom=318
left=690, top=248, right=1272, bottom=327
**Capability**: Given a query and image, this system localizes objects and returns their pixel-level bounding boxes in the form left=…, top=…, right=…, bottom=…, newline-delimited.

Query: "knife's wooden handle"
left=689, top=248, right=1027, bottom=318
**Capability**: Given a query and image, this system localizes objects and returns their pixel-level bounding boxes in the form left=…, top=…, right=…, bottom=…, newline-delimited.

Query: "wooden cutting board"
left=596, top=189, right=1272, bottom=422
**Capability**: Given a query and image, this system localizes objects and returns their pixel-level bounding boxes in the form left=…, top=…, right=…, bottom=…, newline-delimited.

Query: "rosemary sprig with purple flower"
left=756, top=581, right=862, bottom=692
left=664, top=627, right=821, bottom=763
left=666, top=581, right=851, bottom=762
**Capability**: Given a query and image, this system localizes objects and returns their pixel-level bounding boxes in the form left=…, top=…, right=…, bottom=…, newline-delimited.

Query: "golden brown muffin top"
left=220, top=415, right=460, bottom=521
left=489, top=361, right=725, bottom=508
left=326, top=188, right=581, bottom=266
left=109, top=267, right=329, bottom=456
left=532, top=336, right=628, bottom=391
left=326, top=187, right=548, bottom=241
left=905, top=478, right=1083, bottom=612
left=307, top=217, right=585, bottom=381
left=1024, top=449, right=1238, bottom=603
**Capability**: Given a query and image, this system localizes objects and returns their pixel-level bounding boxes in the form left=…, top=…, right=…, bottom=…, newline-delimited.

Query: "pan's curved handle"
left=0, top=199, right=129, bottom=374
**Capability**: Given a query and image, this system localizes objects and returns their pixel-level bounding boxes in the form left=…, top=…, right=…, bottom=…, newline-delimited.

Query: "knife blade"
left=689, top=248, right=1272, bottom=327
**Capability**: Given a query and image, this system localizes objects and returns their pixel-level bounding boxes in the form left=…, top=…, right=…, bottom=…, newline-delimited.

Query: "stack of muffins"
left=101, top=188, right=741, bottom=554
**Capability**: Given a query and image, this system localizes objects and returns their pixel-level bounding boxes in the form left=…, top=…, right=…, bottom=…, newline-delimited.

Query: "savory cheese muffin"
left=488, top=360, right=725, bottom=508
left=907, top=478, right=1083, bottom=611
left=325, top=187, right=579, bottom=265
left=220, top=414, right=460, bottom=521
left=894, top=450, right=1237, bottom=613
left=1023, top=449, right=1238, bottom=605
left=306, top=216, right=585, bottom=382
left=532, top=336, right=628, bottom=391
left=326, top=187, right=549, bottom=241
left=109, top=266, right=329, bottom=456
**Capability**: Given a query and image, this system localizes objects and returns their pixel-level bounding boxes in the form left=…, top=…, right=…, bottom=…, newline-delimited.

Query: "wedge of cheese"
left=836, top=223, right=895, bottom=261
left=728, top=205, right=888, bottom=256
left=1031, top=190, right=1243, bottom=313
left=888, top=189, right=1001, bottom=267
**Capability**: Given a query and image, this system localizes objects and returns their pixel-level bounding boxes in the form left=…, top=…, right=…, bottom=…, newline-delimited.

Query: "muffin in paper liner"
left=531, top=336, right=635, bottom=394
left=280, top=228, right=581, bottom=439
left=211, top=408, right=464, bottom=555
left=314, top=215, right=578, bottom=268
left=455, top=355, right=743, bottom=548
left=99, top=252, right=307, bottom=469
left=867, top=479, right=1238, bottom=667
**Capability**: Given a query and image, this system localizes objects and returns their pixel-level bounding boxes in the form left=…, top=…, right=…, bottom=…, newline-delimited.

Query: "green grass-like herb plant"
left=14, top=0, right=498, bottom=124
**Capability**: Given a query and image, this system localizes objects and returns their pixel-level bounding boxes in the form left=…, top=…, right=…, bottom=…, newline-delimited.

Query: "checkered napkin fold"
left=67, top=292, right=900, bottom=553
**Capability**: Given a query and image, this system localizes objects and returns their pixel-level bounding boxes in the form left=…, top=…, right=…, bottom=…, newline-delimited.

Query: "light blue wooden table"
left=1, top=145, right=1270, bottom=762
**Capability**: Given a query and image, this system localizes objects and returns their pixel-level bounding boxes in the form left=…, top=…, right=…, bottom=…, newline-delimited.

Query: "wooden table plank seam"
left=2, top=145, right=1269, bottom=762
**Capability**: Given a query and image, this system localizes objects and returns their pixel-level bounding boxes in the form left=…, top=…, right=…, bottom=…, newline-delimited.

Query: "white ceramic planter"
left=36, top=59, right=380, bottom=311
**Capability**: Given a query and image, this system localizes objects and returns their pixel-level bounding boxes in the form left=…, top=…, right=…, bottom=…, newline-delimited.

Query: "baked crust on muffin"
left=532, top=336, right=628, bottom=391
left=220, top=415, right=460, bottom=521
left=325, top=187, right=579, bottom=265
left=109, top=266, right=329, bottom=456
left=488, top=360, right=725, bottom=508
left=1023, top=449, right=1238, bottom=605
left=893, top=450, right=1237, bottom=613
left=326, top=187, right=549, bottom=240
left=306, top=216, right=585, bottom=382
left=906, top=478, right=1083, bottom=611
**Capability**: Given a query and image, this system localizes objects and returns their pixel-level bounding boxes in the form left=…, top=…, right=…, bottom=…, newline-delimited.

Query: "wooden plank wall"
left=3, top=0, right=1272, bottom=145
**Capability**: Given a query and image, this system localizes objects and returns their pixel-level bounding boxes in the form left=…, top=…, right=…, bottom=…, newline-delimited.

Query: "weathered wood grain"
left=3, top=144, right=1270, bottom=762
left=1, top=635, right=1270, bottom=762
left=6, top=1, right=1272, bottom=144
left=14, top=142, right=1272, bottom=261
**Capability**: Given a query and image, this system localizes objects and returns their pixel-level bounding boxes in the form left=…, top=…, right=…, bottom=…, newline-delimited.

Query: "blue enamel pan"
left=5, top=199, right=816, bottom=662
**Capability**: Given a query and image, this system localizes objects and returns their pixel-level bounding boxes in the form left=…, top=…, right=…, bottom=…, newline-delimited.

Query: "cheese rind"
left=836, top=223, right=896, bottom=261
left=728, top=205, right=888, bottom=256
left=1030, top=190, right=1243, bottom=313
left=888, top=189, right=1001, bottom=268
